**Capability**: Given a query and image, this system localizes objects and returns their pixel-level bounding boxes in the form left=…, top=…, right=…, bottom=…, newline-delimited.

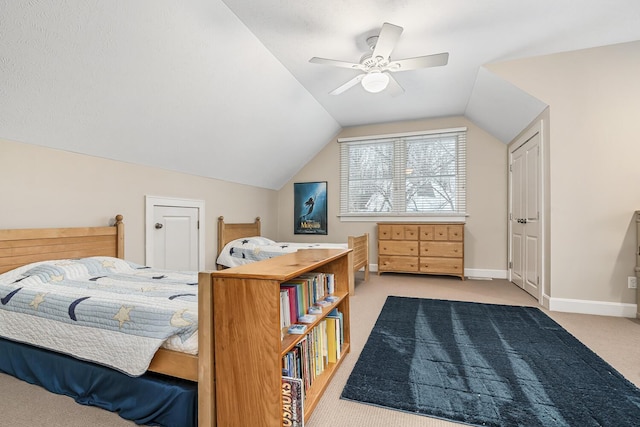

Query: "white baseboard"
left=366, top=265, right=507, bottom=280
left=549, top=297, right=637, bottom=318
left=464, top=268, right=508, bottom=280
left=368, top=264, right=637, bottom=318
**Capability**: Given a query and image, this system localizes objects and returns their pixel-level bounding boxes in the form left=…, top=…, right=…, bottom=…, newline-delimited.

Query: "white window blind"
left=339, top=128, right=466, bottom=217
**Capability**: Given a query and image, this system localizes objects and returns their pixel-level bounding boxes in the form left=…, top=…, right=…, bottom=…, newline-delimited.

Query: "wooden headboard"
left=217, top=216, right=261, bottom=256
left=0, top=215, right=124, bottom=274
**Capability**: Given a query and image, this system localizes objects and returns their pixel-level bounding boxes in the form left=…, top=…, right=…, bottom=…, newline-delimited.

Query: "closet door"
left=145, top=196, right=205, bottom=271
left=510, top=131, right=541, bottom=299
left=153, top=205, right=199, bottom=271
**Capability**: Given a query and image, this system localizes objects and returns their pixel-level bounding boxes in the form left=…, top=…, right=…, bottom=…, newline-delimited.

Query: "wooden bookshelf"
left=210, top=248, right=351, bottom=426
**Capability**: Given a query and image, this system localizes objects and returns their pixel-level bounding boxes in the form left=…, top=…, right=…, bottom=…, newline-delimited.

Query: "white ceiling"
left=2, top=1, right=640, bottom=189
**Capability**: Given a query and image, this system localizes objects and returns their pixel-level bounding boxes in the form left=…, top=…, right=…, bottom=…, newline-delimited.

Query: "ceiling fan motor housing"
left=360, top=53, right=388, bottom=70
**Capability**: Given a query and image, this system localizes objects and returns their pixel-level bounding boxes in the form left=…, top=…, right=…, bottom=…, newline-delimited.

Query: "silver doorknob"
left=155, top=223, right=163, bottom=229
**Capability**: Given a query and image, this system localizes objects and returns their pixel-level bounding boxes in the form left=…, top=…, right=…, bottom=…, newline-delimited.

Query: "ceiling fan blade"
left=372, top=22, right=403, bottom=60
left=330, top=74, right=365, bottom=95
left=387, top=52, right=449, bottom=72
left=386, top=73, right=405, bottom=97
left=309, top=57, right=365, bottom=70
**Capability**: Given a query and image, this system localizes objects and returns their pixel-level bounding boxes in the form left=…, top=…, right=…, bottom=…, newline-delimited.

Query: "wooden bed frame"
left=216, top=216, right=369, bottom=295
left=0, top=215, right=215, bottom=427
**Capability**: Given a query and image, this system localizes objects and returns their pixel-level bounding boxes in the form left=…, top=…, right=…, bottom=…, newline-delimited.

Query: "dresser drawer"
left=420, top=225, right=435, bottom=240
left=447, top=224, right=464, bottom=241
left=433, top=225, right=451, bottom=241
left=378, top=224, right=393, bottom=240
left=379, top=240, right=418, bottom=256
left=379, top=223, right=420, bottom=241
left=379, top=256, right=419, bottom=272
left=419, top=257, right=463, bottom=274
left=420, top=224, right=464, bottom=241
left=420, top=242, right=463, bottom=258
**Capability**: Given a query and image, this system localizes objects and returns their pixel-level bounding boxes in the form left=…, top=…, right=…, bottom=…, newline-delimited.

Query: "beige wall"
left=0, top=138, right=278, bottom=269
left=276, top=116, right=508, bottom=275
left=489, top=40, right=640, bottom=304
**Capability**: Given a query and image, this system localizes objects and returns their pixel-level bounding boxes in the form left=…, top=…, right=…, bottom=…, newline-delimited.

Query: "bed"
left=0, top=215, right=215, bottom=427
left=216, top=216, right=369, bottom=295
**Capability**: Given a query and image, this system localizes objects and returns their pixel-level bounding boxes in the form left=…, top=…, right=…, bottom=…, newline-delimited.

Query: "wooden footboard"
left=348, top=233, right=370, bottom=295
left=128, top=271, right=216, bottom=426
left=147, top=272, right=215, bottom=426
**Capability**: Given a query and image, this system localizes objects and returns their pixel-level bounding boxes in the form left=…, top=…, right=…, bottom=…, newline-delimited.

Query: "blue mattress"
left=0, top=338, right=197, bottom=427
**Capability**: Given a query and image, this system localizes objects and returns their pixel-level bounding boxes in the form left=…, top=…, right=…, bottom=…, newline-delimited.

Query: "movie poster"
left=294, top=181, right=327, bottom=235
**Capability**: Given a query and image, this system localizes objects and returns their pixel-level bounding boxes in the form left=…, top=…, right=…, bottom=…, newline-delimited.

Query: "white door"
left=145, top=196, right=205, bottom=270
left=509, top=130, right=541, bottom=299
left=511, top=151, right=525, bottom=289
left=153, top=205, right=199, bottom=271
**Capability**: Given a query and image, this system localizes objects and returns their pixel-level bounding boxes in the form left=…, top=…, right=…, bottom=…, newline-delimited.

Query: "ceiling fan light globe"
left=361, top=72, right=389, bottom=93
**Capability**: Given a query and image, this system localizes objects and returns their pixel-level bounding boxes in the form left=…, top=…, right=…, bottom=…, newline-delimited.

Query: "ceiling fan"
left=309, top=22, right=449, bottom=96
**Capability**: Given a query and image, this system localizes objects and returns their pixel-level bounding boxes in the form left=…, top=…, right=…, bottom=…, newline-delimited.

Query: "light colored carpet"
left=1, top=273, right=639, bottom=427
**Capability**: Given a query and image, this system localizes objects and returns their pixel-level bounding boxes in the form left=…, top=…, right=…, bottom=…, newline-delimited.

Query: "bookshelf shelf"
left=211, top=248, right=352, bottom=426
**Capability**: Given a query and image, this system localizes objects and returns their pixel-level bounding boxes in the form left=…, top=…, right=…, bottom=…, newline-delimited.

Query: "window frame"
left=338, top=127, right=467, bottom=222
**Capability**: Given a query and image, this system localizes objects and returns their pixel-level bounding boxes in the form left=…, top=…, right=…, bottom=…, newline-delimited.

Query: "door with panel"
left=152, top=205, right=199, bottom=271
left=510, top=131, right=541, bottom=299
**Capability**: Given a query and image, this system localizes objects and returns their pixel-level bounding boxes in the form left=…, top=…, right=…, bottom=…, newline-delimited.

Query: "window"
left=339, top=128, right=466, bottom=218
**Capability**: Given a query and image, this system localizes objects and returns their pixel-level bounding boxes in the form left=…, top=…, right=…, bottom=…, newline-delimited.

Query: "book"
left=280, top=285, right=299, bottom=323
left=298, top=314, right=317, bottom=324
left=326, top=273, right=335, bottom=294
left=308, top=305, right=322, bottom=315
left=283, top=278, right=310, bottom=314
left=327, top=308, right=344, bottom=352
left=282, top=376, right=304, bottom=427
left=280, top=290, right=290, bottom=327
left=287, top=324, right=307, bottom=335
left=325, top=317, right=337, bottom=364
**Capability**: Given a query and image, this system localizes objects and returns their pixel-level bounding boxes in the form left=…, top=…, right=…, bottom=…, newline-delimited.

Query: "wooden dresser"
left=378, top=222, right=465, bottom=279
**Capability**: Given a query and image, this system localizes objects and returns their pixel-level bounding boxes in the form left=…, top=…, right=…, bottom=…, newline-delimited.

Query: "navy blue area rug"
left=341, top=296, right=640, bottom=427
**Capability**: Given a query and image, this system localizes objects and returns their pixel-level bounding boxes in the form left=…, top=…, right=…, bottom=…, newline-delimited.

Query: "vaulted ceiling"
left=2, top=1, right=640, bottom=189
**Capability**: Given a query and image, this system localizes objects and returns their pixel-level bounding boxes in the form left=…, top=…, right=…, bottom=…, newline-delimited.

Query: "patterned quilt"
left=0, top=256, right=198, bottom=376
left=216, top=236, right=348, bottom=268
